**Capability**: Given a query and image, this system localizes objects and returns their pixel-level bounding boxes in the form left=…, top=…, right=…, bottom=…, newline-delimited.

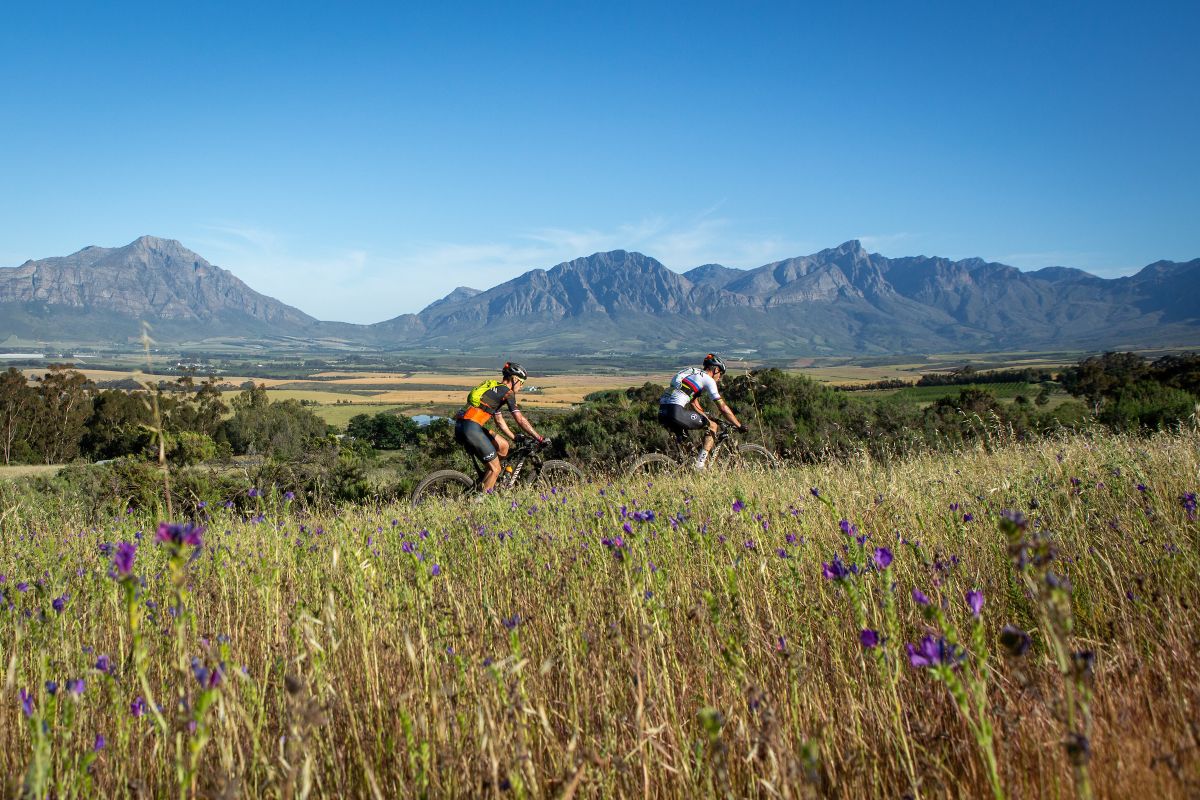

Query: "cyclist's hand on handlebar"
left=538, top=436, right=553, bottom=449
left=737, top=424, right=749, bottom=434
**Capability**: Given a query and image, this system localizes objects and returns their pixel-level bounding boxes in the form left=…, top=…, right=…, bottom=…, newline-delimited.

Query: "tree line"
left=1, top=352, right=1196, bottom=516
left=0, top=367, right=329, bottom=466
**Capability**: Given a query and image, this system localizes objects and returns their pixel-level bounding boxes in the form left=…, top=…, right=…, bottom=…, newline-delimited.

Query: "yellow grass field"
left=0, top=464, right=61, bottom=480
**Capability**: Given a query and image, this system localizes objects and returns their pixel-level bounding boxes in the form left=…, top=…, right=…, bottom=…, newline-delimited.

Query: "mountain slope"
left=2, top=236, right=1197, bottom=355
left=0, top=236, right=330, bottom=341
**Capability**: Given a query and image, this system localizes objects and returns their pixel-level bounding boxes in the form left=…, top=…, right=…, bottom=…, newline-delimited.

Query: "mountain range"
left=2, top=235, right=1198, bottom=357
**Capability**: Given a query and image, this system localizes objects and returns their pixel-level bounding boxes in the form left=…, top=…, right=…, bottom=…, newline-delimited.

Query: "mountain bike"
left=410, top=434, right=585, bottom=505
left=628, top=418, right=778, bottom=475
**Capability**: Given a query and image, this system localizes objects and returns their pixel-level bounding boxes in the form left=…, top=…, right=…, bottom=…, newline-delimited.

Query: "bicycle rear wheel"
left=628, top=453, right=678, bottom=476
left=411, top=470, right=475, bottom=505
left=537, top=459, right=585, bottom=488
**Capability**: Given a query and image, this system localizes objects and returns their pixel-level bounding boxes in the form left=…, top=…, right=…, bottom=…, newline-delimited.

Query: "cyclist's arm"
left=510, top=409, right=546, bottom=442
left=493, top=412, right=517, bottom=440
left=715, top=398, right=743, bottom=428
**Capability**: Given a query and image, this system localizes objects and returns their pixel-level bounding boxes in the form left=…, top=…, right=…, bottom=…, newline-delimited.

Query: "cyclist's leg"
left=492, top=430, right=509, bottom=460
left=662, top=405, right=708, bottom=463
left=459, top=420, right=502, bottom=492
left=701, top=416, right=719, bottom=455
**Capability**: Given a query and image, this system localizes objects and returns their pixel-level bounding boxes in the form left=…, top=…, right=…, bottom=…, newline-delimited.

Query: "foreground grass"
left=0, top=429, right=1197, bottom=798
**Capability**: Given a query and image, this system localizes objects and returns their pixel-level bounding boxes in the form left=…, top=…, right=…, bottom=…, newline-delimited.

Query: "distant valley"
left=2, top=235, right=1197, bottom=358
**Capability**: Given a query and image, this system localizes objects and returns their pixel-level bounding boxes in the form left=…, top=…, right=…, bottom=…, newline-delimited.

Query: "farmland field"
left=0, top=429, right=1196, bottom=797
left=15, top=350, right=1097, bottom=430
left=0, top=464, right=61, bottom=480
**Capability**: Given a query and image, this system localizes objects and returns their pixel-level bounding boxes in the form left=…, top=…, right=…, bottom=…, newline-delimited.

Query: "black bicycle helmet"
left=502, top=361, right=528, bottom=381
left=703, top=353, right=727, bottom=374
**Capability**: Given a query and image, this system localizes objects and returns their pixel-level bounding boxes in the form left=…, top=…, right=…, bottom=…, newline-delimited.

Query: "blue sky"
left=1, top=1, right=1197, bottom=323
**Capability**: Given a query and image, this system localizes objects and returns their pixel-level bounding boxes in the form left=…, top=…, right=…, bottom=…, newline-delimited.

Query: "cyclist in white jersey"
left=657, top=353, right=746, bottom=470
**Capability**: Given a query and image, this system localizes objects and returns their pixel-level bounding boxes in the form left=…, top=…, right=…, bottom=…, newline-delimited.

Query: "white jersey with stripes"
left=660, top=367, right=721, bottom=407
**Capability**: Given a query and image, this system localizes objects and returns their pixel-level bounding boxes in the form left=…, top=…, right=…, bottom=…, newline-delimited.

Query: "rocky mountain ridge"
left=2, top=236, right=1197, bottom=356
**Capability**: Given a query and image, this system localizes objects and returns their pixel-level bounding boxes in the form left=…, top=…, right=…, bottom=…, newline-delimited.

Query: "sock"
left=695, top=450, right=709, bottom=469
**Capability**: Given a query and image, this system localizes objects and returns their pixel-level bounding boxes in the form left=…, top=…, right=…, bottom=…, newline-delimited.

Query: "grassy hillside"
left=0, top=430, right=1196, bottom=797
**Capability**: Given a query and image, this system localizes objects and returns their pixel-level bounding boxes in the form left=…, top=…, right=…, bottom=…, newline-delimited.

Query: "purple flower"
left=785, top=533, right=798, bottom=545
left=949, top=503, right=960, bottom=511
left=873, top=547, right=893, bottom=570
left=999, top=624, right=1032, bottom=656
left=906, top=635, right=964, bottom=669
left=248, top=487, right=261, bottom=498
left=45, top=680, right=58, bottom=696
left=1000, top=509, right=1028, bottom=528
left=95, top=655, right=112, bottom=674
left=962, top=513, right=974, bottom=523
left=810, top=487, right=820, bottom=498
left=1136, top=483, right=1147, bottom=493
left=1182, top=492, right=1197, bottom=521
left=966, top=589, right=984, bottom=617
left=131, top=696, right=146, bottom=718
left=191, top=658, right=210, bottom=687
left=859, top=629, right=880, bottom=649
left=93, top=734, right=106, bottom=751
left=622, top=522, right=633, bottom=535
left=16, top=582, right=28, bottom=592
left=430, top=564, right=441, bottom=577
left=156, top=522, right=204, bottom=548
left=283, top=491, right=295, bottom=502
left=67, top=678, right=85, bottom=696
left=52, top=594, right=68, bottom=613
left=839, top=518, right=855, bottom=536
left=822, top=556, right=851, bottom=581
left=501, top=614, right=521, bottom=631
left=911, top=588, right=931, bottom=606
left=19, top=689, right=33, bottom=717
left=732, top=500, right=745, bottom=513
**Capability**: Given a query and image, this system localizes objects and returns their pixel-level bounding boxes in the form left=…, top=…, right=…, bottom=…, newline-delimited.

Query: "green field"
left=0, top=429, right=1196, bottom=797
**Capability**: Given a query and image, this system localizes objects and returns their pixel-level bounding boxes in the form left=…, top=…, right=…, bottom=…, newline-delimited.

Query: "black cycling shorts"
left=658, top=403, right=706, bottom=432
left=455, top=419, right=499, bottom=462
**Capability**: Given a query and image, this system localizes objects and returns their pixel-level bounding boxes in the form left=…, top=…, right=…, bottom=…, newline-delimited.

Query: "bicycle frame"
left=466, top=435, right=541, bottom=490
left=668, top=418, right=738, bottom=464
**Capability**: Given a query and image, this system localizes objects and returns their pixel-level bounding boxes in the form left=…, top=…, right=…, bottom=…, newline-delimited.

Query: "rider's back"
left=660, top=367, right=719, bottom=406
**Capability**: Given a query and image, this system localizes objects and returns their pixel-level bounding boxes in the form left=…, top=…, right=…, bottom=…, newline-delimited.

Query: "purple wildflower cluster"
left=113, top=542, right=137, bottom=576
left=906, top=635, right=965, bottom=669
left=156, top=522, right=204, bottom=548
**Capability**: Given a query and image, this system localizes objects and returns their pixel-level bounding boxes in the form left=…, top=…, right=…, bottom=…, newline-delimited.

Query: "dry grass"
left=0, top=464, right=61, bottom=480
left=1, top=430, right=1197, bottom=797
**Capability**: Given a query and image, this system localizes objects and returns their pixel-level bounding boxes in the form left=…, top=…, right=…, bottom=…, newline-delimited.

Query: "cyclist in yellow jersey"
left=453, top=362, right=551, bottom=492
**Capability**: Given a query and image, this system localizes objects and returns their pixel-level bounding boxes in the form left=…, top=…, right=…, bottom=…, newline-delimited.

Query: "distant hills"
left=2, top=235, right=1198, bottom=357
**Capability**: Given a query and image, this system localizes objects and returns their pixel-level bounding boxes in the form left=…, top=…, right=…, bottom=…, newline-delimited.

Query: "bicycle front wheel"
left=537, top=459, right=585, bottom=488
left=411, top=470, right=475, bottom=505
left=734, top=443, right=779, bottom=469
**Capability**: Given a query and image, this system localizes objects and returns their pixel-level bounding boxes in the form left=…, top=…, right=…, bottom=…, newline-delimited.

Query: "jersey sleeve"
left=502, top=388, right=519, bottom=414
left=703, top=374, right=721, bottom=401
